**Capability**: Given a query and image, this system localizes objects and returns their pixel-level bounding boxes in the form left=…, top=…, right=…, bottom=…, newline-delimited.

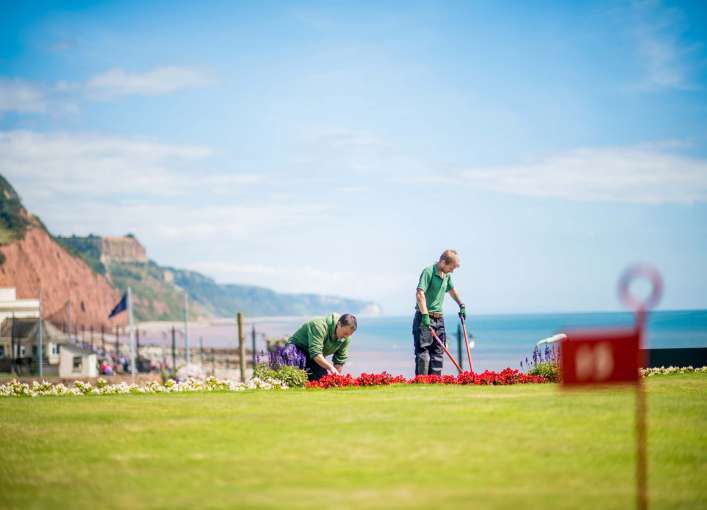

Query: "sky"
left=1, top=0, right=706, bottom=315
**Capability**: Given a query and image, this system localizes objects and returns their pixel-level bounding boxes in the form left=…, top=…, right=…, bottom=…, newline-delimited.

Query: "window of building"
left=73, top=356, right=82, bottom=372
left=51, top=344, right=60, bottom=355
left=0, top=345, right=4, bottom=358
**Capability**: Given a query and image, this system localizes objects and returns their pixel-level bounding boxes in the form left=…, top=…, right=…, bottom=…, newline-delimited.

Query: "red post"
left=560, top=264, right=661, bottom=510
left=636, top=308, right=648, bottom=510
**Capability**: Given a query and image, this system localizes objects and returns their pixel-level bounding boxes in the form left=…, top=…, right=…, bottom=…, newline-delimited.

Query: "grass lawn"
left=1, top=375, right=705, bottom=510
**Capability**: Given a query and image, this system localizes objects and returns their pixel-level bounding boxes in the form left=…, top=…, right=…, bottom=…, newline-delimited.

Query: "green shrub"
left=528, top=361, right=558, bottom=382
left=254, top=363, right=307, bottom=388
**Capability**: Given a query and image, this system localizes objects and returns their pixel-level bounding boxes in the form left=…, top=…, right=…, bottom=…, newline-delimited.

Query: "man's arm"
left=449, top=288, right=463, bottom=306
left=416, top=288, right=432, bottom=329
left=313, top=354, right=340, bottom=375
left=416, top=289, right=428, bottom=315
left=332, top=338, right=349, bottom=371
left=449, top=288, right=466, bottom=318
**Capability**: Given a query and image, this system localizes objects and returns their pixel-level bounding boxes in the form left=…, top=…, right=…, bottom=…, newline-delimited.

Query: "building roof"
left=60, top=343, right=97, bottom=356
left=0, top=318, right=76, bottom=344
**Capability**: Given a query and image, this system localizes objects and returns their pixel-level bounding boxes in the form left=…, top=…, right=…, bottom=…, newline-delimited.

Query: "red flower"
left=305, top=369, right=550, bottom=389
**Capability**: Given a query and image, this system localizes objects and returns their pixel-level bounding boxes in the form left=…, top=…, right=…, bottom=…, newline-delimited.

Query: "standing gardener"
left=413, top=249, right=466, bottom=376
left=287, top=313, right=357, bottom=381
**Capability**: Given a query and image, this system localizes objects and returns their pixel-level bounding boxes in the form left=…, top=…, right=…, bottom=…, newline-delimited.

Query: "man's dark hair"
left=338, top=313, right=357, bottom=332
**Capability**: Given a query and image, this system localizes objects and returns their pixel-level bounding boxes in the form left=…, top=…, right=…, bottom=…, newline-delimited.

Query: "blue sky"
left=1, top=0, right=706, bottom=315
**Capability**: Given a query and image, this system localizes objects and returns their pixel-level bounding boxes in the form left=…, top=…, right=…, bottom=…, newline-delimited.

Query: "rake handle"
left=429, top=327, right=463, bottom=373
left=459, top=314, right=474, bottom=373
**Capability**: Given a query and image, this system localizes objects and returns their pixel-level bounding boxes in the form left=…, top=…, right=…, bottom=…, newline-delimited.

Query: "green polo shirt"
left=416, top=264, right=454, bottom=313
left=288, top=313, right=351, bottom=365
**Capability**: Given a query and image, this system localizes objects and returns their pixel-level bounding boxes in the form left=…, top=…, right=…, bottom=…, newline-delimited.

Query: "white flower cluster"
left=641, top=366, right=707, bottom=377
left=0, top=375, right=288, bottom=398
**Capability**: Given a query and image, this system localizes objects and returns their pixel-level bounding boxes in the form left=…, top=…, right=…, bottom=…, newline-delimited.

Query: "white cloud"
left=459, top=146, right=707, bottom=204
left=631, top=1, right=700, bottom=91
left=1, top=66, right=213, bottom=116
left=35, top=200, right=326, bottom=245
left=86, top=66, right=212, bottom=99
left=0, top=130, right=263, bottom=199
left=0, top=79, right=47, bottom=114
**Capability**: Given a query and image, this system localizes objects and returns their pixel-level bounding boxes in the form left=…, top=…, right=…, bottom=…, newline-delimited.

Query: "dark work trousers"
left=412, top=311, right=446, bottom=376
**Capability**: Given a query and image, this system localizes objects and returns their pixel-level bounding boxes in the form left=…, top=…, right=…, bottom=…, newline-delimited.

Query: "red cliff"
left=0, top=227, right=126, bottom=328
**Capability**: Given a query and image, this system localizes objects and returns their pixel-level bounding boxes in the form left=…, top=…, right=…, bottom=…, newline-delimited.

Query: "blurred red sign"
left=560, top=328, right=641, bottom=386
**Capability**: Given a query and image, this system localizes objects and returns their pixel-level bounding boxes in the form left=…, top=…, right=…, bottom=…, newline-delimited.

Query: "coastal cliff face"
left=101, top=236, right=147, bottom=263
left=0, top=227, right=125, bottom=328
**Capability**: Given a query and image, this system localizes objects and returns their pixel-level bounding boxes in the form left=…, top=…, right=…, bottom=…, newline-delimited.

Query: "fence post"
left=135, top=328, right=141, bottom=371
left=237, top=312, right=246, bottom=382
left=10, top=313, right=16, bottom=375
left=251, top=325, right=257, bottom=368
left=171, top=326, right=176, bottom=371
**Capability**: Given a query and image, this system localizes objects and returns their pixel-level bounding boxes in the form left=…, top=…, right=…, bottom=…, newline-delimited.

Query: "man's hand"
left=327, top=365, right=340, bottom=376
left=421, top=313, right=431, bottom=329
left=459, top=303, right=466, bottom=320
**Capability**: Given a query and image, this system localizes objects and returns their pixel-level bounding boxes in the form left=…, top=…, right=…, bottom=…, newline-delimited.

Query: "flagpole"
left=128, top=287, right=136, bottom=383
left=37, top=288, right=43, bottom=378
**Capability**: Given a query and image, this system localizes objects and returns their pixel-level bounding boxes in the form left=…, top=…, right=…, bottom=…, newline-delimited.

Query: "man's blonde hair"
left=439, top=249, right=459, bottom=264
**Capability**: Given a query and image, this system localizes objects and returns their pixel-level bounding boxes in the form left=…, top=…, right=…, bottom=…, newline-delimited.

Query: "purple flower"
left=267, top=343, right=307, bottom=370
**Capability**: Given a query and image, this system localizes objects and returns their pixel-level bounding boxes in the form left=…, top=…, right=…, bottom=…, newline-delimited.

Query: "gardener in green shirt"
left=413, top=249, right=466, bottom=376
left=287, top=313, right=357, bottom=381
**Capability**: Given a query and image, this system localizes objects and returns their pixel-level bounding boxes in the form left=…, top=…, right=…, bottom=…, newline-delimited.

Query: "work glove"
left=421, top=313, right=431, bottom=329
left=458, top=303, right=466, bottom=320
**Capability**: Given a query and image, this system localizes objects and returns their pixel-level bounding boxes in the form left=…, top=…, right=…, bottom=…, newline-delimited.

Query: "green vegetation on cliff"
left=55, top=235, right=106, bottom=275
left=0, top=175, right=33, bottom=245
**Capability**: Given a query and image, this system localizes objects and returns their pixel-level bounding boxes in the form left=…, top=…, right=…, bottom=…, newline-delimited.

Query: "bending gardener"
left=288, top=313, right=357, bottom=381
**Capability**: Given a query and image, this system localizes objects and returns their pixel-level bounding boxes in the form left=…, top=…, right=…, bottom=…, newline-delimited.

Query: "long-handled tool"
left=429, top=327, right=463, bottom=373
left=459, top=314, right=474, bottom=373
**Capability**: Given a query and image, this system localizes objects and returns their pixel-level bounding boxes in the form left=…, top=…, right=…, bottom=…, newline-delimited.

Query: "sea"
left=141, top=309, right=707, bottom=377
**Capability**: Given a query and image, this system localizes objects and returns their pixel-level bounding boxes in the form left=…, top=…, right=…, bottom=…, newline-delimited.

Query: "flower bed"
left=641, top=366, right=707, bottom=377
left=19, top=366, right=703, bottom=396
left=306, top=369, right=549, bottom=389
left=0, top=376, right=288, bottom=398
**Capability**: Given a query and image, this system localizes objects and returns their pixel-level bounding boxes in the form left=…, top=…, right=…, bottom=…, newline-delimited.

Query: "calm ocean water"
left=151, top=309, right=707, bottom=377
left=344, top=310, right=707, bottom=376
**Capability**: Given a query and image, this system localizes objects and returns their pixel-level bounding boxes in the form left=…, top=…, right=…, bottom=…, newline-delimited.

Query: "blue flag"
left=108, top=292, right=128, bottom=319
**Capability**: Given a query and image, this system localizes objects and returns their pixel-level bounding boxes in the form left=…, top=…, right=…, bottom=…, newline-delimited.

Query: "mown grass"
left=0, top=375, right=705, bottom=510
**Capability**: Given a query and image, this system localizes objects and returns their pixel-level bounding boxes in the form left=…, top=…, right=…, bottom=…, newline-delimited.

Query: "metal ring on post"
left=618, top=264, right=663, bottom=312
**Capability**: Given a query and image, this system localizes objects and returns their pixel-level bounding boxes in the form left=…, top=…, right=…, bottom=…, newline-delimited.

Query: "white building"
left=59, top=343, right=98, bottom=378
left=0, top=288, right=100, bottom=376
left=0, top=288, right=40, bottom=325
